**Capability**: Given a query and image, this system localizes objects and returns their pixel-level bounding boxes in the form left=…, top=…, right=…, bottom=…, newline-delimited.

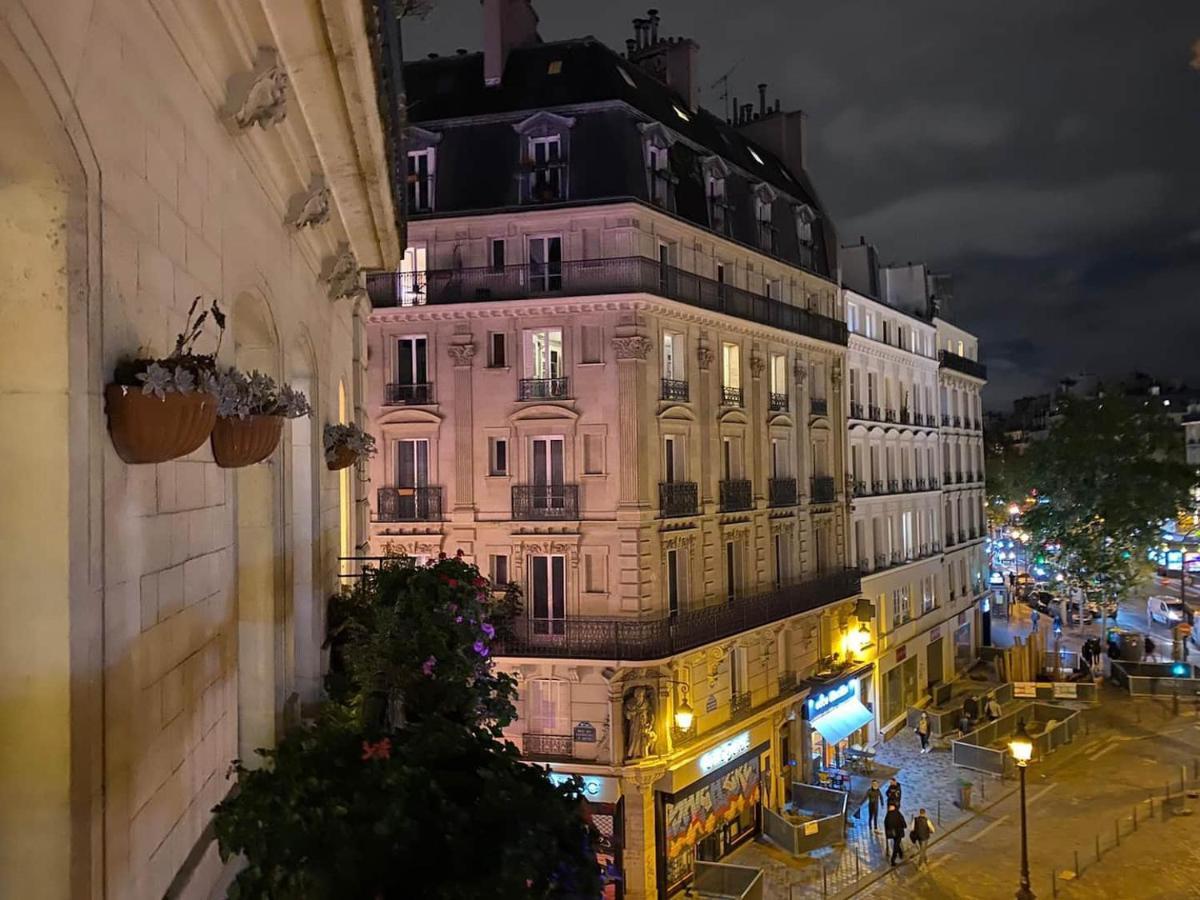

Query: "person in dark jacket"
left=886, top=777, right=902, bottom=810
left=884, top=804, right=907, bottom=865
left=865, top=780, right=882, bottom=832
left=962, top=694, right=979, bottom=724
left=912, top=807, right=935, bottom=868
left=1145, top=635, right=1156, bottom=661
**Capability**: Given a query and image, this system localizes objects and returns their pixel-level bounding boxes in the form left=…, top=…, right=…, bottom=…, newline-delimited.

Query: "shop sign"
left=803, top=821, right=819, bottom=836
left=1013, top=682, right=1037, bottom=698
left=807, top=678, right=859, bottom=718
left=573, top=721, right=597, bottom=743
left=699, top=731, right=751, bottom=774
left=1052, top=682, right=1078, bottom=699
left=546, top=772, right=619, bottom=803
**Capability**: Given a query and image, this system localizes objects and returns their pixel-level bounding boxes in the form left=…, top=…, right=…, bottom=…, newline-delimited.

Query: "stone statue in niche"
left=624, top=686, right=657, bottom=760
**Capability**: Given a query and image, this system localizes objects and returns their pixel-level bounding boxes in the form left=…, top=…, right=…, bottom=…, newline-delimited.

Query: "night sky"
left=404, top=1, right=1200, bottom=408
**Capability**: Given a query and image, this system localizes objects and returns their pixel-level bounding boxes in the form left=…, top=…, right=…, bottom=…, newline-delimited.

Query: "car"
left=1147, top=595, right=1186, bottom=626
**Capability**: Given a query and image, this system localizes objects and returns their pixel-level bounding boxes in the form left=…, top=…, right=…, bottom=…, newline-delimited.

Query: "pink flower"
left=473, top=576, right=487, bottom=588
left=361, top=738, right=392, bottom=761
left=421, top=656, right=437, bottom=676
left=447, top=578, right=458, bottom=588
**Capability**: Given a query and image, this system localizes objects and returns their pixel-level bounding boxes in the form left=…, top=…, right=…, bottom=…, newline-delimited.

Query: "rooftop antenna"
left=707, top=57, right=743, bottom=122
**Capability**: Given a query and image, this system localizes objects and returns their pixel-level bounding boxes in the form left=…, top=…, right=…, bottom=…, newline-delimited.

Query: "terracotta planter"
left=105, top=384, right=217, bottom=464
left=211, top=415, right=284, bottom=468
left=326, top=444, right=359, bottom=471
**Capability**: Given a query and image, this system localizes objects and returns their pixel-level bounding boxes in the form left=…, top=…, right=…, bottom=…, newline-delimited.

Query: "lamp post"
left=1008, top=718, right=1035, bottom=900
left=668, top=681, right=694, bottom=733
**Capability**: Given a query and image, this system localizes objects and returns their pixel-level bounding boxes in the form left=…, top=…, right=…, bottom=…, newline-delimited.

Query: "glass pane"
left=413, top=338, right=427, bottom=383
left=532, top=556, right=548, bottom=623
left=551, top=556, right=565, bottom=620
left=398, top=339, right=413, bottom=385
left=549, top=439, right=564, bottom=486
left=533, top=440, right=547, bottom=485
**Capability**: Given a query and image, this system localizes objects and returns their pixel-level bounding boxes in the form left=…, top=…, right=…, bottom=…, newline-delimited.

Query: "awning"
left=810, top=698, right=873, bottom=745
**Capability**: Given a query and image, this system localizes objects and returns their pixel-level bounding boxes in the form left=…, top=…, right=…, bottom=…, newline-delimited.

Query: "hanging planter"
left=323, top=422, right=376, bottom=471
left=210, top=367, right=312, bottom=468
left=106, top=298, right=224, bottom=464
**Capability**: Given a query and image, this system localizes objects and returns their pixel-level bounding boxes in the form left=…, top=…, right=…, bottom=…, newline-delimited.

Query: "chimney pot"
left=757, top=83, right=767, bottom=116
left=648, top=8, right=660, bottom=44
left=625, top=38, right=637, bottom=55
left=775, top=98, right=781, bottom=112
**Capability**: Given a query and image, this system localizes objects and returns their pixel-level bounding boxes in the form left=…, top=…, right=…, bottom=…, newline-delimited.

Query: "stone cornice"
left=847, top=336, right=940, bottom=373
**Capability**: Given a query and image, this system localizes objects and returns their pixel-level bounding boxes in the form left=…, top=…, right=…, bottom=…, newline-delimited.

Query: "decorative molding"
left=405, top=125, right=443, bottom=147
left=513, top=110, right=577, bottom=134
left=638, top=120, right=677, bottom=148
left=793, top=360, right=808, bottom=384
left=447, top=342, right=477, bottom=367
left=697, top=346, right=714, bottom=370
left=324, top=244, right=365, bottom=301
left=287, top=180, right=331, bottom=230
left=229, top=49, right=289, bottom=130
left=830, top=363, right=843, bottom=389
left=612, top=335, right=653, bottom=361
left=749, top=355, right=766, bottom=378
left=661, top=531, right=698, bottom=552
left=705, top=647, right=726, bottom=687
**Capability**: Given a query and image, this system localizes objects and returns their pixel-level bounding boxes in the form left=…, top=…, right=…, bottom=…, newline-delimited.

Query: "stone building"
left=0, top=1, right=401, bottom=897
left=363, top=4, right=867, bottom=897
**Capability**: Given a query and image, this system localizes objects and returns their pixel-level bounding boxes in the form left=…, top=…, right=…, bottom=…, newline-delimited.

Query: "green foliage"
left=214, top=554, right=601, bottom=900
left=1021, top=395, right=1198, bottom=601
left=984, top=441, right=1032, bottom=526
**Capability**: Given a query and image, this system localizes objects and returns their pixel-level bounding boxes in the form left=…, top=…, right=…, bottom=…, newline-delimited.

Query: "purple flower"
left=421, top=656, right=437, bottom=676
left=481, top=622, right=496, bottom=639
left=455, top=616, right=463, bottom=624
left=473, top=640, right=489, bottom=657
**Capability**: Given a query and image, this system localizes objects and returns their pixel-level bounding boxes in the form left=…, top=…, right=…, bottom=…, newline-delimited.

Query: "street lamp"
left=1008, top=718, right=1035, bottom=900
left=672, top=682, right=694, bottom=732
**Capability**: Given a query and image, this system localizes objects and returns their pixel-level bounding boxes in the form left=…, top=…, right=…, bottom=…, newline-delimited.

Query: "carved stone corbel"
left=793, top=361, right=808, bottom=385
left=287, top=180, right=331, bottom=229
left=447, top=342, right=477, bottom=367
left=697, top=346, right=714, bottom=371
left=229, top=49, right=289, bottom=130
left=324, top=244, right=365, bottom=301
left=612, top=335, right=653, bottom=361
left=750, top=355, right=766, bottom=378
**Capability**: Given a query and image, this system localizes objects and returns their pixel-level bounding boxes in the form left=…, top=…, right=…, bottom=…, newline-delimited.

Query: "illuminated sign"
left=546, top=772, right=617, bottom=802
left=807, top=679, right=858, bottom=717
left=699, top=731, right=751, bottom=773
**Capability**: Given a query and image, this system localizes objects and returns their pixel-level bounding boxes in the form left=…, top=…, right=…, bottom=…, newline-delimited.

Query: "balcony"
left=721, top=385, right=744, bottom=407
left=868, top=404, right=881, bottom=420
left=884, top=408, right=896, bottom=423
left=930, top=478, right=940, bottom=489
left=769, top=392, right=789, bottom=412
left=871, top=479, right=883, bottom=494
left=384, top=382, right=434, bottom=405
left=939, top=350, right=988, bottom=380
left=899, top=408, right=910, bottom=424
left=852, top=480, right=867, bottom=498
left=810, top=475, right=836, bottom=504
left=719, top=479, right=753, bottom=512
left=958, top=530, right=967, bottom=544
left=769, top=477, right=798, bottom=507
left=946, top=532, right=956, bottom=547
left=512, top=484, right=580, bottom=521
left=778, top=671, right=798, bottom=694
left=491, top=568, right=862, bottom=660
left=522, top=733, right=573, bottom=759
left=942, top=413, right=950, bottom=426
left=887, top=479, right=899, bottom=494
left=902, top=478, right=913, bottom=492
left=849, top=401, right=864, bottom=419
left=953, top=415, right=962, bottom=428
left=810, top=397, right=828, bottom=416
left=857, top=558, right=871, bottom=574
left=660, top=481, right=699, bottom=518
left=661, top=378, right=690, bottom=402
left=915, top=478, right=927, bottom=490
left=731, top=691, right=752, bottom=717
left=518, top=377, right=569, bottom=401
left=376, top=486, right=443, bottom=522
left=366, top=256, right=849, bottom=347
left=874, top=553, right=888, bottom=571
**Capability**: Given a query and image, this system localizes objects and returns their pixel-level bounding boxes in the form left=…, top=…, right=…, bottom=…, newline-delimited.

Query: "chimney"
left=627, top=15, right=700, bottom=109
left=483, top=0, right=540, bottom=87
left=625, top=38, right=636, bottom=56
left=633, top=18, right=646, bottom=49
left=648, top=8, right=660, bottom=44
left=757, top=83, right=767, bottom=116
left=735, top=101, right=808, bottom=172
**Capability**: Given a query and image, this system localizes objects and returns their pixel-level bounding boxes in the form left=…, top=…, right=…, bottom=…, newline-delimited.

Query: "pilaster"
left=613, top=334, right=653, bottom=507
left=448, top=341, right=476, bottom=515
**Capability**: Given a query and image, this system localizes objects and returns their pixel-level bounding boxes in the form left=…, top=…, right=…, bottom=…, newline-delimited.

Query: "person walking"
left=884, top=804, right=907, bottom=865
left=1030, top=607, right=1040, bottom=632
left=866, top=780, right=882, bottom=832
left=985, top=694, right=1001, bottom=721
left=1145, top=634, right=1156, bottom=662
left=911, top=808, right=935, bottom=868
left=886, top=777, right=902, bottom=811
left=915, top=712, right=931, bottom=753
left=962, top=694, right=979, bottom=730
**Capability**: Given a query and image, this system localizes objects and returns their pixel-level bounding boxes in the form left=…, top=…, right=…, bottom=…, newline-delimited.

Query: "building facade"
left=365, top=7, right=868, bottom=897
left=0, top=2, right=401, bottom=897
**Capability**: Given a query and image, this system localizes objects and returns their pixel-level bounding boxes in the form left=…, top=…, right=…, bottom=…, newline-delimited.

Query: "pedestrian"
left=963, top=694, right=979, bottom=728
left=985, top=694, right=1001, bottom=721
left=886, top=776, right=902, bottom=811
left=866, top=780, right=882, bottom=832
left=911, top=807, right=935, bottom=868
left=1030, top=608, right=1040, bottom=632
left=884, top=804, right=907, bottom=865
left=1145, top=634, right=1156, bottom=662
left=915, top=712, right=931, bottom=753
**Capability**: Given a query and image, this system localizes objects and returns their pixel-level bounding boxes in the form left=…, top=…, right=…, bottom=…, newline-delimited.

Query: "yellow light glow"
left=1008, top=504, right=1020, bottom=516
left=1009, top=720, right=1033, bottom=764
left=674, top=686, right=694, bottom=731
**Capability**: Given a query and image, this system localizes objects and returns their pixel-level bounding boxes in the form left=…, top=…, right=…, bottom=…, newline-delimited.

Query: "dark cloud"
left=404, top=0, right=1200, bottom=407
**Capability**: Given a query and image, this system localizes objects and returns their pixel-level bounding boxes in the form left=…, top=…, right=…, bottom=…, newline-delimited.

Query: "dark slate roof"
left=405, top=38, right=834, bottom=245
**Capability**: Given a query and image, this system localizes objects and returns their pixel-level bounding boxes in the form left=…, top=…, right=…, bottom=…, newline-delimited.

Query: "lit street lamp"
left=1008, top=718, right=1035, bottom=900
left=671, top=682, right=694, bottom=732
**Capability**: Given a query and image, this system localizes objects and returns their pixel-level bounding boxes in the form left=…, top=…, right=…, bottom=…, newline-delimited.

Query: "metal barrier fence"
left=951, top=701, right=1082, bottom=777
left=906, top=681, right=1015, bottom=736
left=1111, top=659, right=1200, bottom=698
left=692, top=861, right=764, bottom=899
left=759, top=783, right=849, bottom=856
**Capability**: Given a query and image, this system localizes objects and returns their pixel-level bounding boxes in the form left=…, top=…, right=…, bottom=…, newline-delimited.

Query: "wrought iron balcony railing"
left=769, top=392, right=789, bottom=412
left=661, top=378, right=690, bottom=401
left=518, top=377, right=569, bottom=401
left=875, top=553, right=888, bottom=570
left=915, top=478, right=927, bottom=490
left=376, top=486, right=443, bottom=522
left=902, top=478, right=913, bottom=492
left=852, top=480, right=867, bottom=498
left=384, top=382, right=434, bottom=405
left=492, top=569, right=861, bottom=660
left=953, top=415, right=962, bottom=428
left=887, top=479, right=899, bottom=494
left=769, top=477, right=798, bottom=507
left=731, top=691, right=752, bottom=717
left=939, top=350, right=988, bottom=380
left=810, top=397, right=828, bottom=416
left=810, top=475, right=836, bottom=504
left=871, top=479, right=883, bottom=494
left=899, top=408, right=910, bottom=424
left=849, top=401, right=864, bottom=419
left=512, top=484, right=580, bottom=520
left=659, top=481, right=699, bottom=518
left=942, top=413, right=950, bottom=426
left=366, top=256, right=849, bottom=346
left=721, top=385, right=744, bottom=407
left=719, top=479, right=753, bottom=512
left=522, top=733, right=574, bottom=759
left=868, top=404, right=881, bottom=420
left=857, top=558, right=871, bottom=574
left=884, top=408, right=897, bottom=423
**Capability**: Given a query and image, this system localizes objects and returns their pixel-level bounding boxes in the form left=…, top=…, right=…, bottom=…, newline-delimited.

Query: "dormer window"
left=794, top=203, right=818, bottom=268
left=639, top=122, right=677, bottom=211
left=403, top=126, right=442, bottom=214
left=753, top=184, right=777, bottom=254
left=702, top=156, right=731, bottom=235
left=513, top=111, right=575, bottom=204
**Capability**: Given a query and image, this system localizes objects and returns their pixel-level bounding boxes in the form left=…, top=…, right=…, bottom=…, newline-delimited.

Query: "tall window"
left=722, top=342, right=741, bottom=390
left=849, top=368, right=860, bottom=405
left=524, top=328, right=563, bottom=380
left=647, top=143, right=669, bottom=205
left=846, top=302, right=859, bottom=334
left=394, top=336, right=429, bottom=403
left=530, top=555, right=566, bottom=636
left=527, top=679, right=570, bottom=734
left=892, top=585, right=912, bottom=629
left=774, top=533, right=787, bottom=587
left=770, top=353, right=787, bottom=398
left=398, top=243, right=426, bottom=306
left=755, top=191, right=774, bottom=252
left=664, top=435, right=683, bottom=483
left=530, top=437, right=565, bottom=488
left=488, top=332, right=507, bottom=368
left=528, top=235, right=562, bottom=292
left=406, top=148, right=435, bottom=212
left=729, top=646, right=748, bottom=697
left=490, top=554, right=509, bottom=585
left=490, top=238, right=506, bottom=271
left=725, top=540, right=739, bottom=601
left=795, top=203, right=816, bottom=245
left=527, top=135, right=563, bottom=201
left=666, top=548, right=682, bottom=615
left=707, top=171, right=728, bottom=232
left=663, top=331, right=684, bottom=381
left=395, top=439, right=430, bottom=519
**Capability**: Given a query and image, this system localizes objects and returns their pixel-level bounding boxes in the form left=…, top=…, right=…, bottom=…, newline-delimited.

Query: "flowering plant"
left=113, top=297, right=226, bottom=398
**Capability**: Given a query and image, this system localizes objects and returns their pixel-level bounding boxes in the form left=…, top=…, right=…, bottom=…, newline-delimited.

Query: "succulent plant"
left=323, top=422, right=377, bottom=464
left=215, top=367, right=311, bottom=419
left=115, top=297, right=226, bottom=396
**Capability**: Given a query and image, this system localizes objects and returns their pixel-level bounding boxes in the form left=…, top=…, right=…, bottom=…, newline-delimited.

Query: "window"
left=864, top=312, right=875, bottom=340
left=490, top=554, right=509, bottom=586
left=892, top=585, right=912, bottom=629
left=524, top=328, right=563, bottom=380
left=770, top=353, right=787, bottom=397
left=664, top=435, right=683, bottom=483
left=847, top=303, right=859, bottom=334
left=754, top=189, right=775, bottom=252
left=488, top=332, right=507, bottom=368
left=531, top=436, right=565, bottom=487
left=647, top=142, right=670, bottom=206
left=394, top=336, right=429, bottom=403
left=851, top=445, right=862, bottom=482
left=398, top=243, right=427, bottom=306
left=882, top=320, right=891, bottom=346
left=530, top=555, right=566, bottom=636
left=662, top=331, right=684, bottom=381
left=527, top=135, right=563, bottom=201
left=923, top=577, right=936, bottom=614
left=771, top=437, right=789, bottom=477
left=488, top=437, right=508, bottom=476
left=795, top=203, right=816, bottom=246
left=725, top=540, right=739, bottom=601
left=526, top=678, right=569, bottom=734
left=766, top=278, right=782, bottom=300
left=528, top=235, right=562, bottom=292
left=849, top=368, right=860, bottom=405
left=774, top=533, right=785, bottom=587
left=722, top=436, right=744, bottom=479
left=729, top=646, right=748, bottom=697
left=721, top=342, right=741, bottom=390
left=547, top=59, right=563, bottom=75
left=666, top=548, right=682, bottom=615
left=396, top=439, right=429, bottom=488
left=406, top=148, right=435, bottom=212
left=490, top=238, right=506, bottom=271
left=583, top=433, right=604, bottom=474
left=707, top=171, right=728, bottom=233
left=581, top=325, right=603, bottom=364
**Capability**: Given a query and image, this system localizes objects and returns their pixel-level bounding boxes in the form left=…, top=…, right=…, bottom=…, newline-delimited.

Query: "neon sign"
left=699, top=731, right=751, bottom=773
left=546, top=773, right=611, bottom=799
left=807, top=679, right=858, bottom=717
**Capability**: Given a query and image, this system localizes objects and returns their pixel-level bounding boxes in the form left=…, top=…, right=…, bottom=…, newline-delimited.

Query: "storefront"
left=801, top=670, right=874, bottom=778
left=547, top=771, right=624, bottom=899
left=655, top=729, right=768, bottom=897
left=954, top=612, right=973, bottom=672
left=925, top=626, right=944, bottom=690
left=879, top=650, right=920, bottom=728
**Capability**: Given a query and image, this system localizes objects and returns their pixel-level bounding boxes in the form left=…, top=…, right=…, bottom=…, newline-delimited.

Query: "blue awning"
left=810, top=698, right=873, bottom=745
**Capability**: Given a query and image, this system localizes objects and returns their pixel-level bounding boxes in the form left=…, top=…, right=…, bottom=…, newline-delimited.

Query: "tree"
left=214, top=555, right=603, bottom=900
left=1020, top=395, right=1197, bottom=612
left=984, top=439, right=1032, bottom=528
